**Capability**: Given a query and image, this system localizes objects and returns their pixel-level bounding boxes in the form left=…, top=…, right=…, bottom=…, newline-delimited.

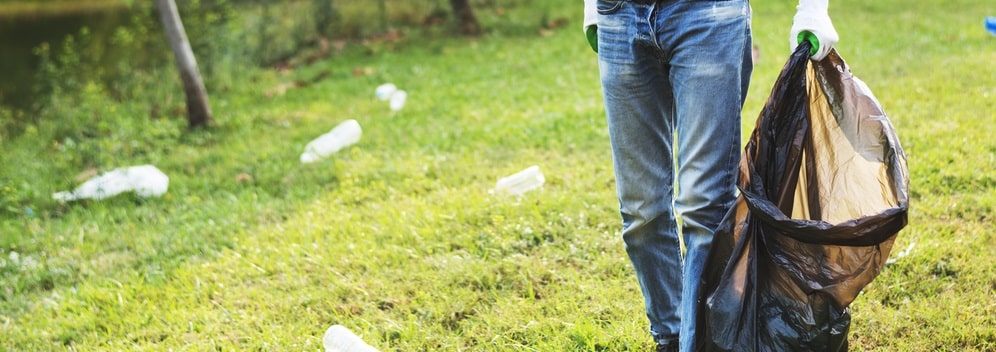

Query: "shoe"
left=656, top=342, right=678, bottom=352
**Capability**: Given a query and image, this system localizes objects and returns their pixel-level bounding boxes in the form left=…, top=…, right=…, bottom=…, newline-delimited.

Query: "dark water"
left=0, top=8, right=134, bottom=110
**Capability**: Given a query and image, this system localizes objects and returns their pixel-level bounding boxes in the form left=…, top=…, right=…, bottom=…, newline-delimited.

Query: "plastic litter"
left=375, top=83, right=407, bottom=111
left=52, top=165, right=170, bottom=202
left=389, top=90, right=407, bottom=111
left=494, top=165, right=545, bottom=196
left=886, top=241, right=916, bottom=265
left=323, top=325, right=379, bottom=352
left=300, top=119, right=362, bottom=163
left=696, top=42, right=909, bottom=352
left=986, top=17, right=996, bottom=36
left=375, top=83, right=397, bottom=101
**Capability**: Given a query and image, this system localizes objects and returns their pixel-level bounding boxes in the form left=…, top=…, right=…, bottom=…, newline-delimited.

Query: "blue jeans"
left=595, top=0, right=752, bottom=350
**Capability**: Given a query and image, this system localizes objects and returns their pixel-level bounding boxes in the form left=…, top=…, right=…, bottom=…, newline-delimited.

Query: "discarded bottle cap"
left=323, top=324, right=379, bottom=352
left=301, top=120, right=362, bottom=163
left=494, top=165, right=545, bottom=196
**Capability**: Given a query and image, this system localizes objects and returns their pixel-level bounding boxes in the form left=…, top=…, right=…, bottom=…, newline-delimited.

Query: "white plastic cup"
left=495, top=165, right=545, bottom=196
left=389, top=90, right=407, bottom=111
left=300, top=120, right=362, bottom=163
left=323, top=325, right=379, bottom=352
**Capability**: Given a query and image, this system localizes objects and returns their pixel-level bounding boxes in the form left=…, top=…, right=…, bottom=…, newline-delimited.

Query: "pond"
left=0, top=7, right=134, bottom=111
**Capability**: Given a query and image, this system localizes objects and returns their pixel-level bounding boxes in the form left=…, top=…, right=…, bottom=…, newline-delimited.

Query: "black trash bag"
left=695, top=42, right=910, bottom=352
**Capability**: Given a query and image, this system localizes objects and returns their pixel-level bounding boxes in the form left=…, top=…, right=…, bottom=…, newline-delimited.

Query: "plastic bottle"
left=986, top=17, right=996, bottom=36
left=323, top=325, right=379, bottom=352
left=300, top=120, right=362, bottom=163
left=389, top=90, right=407, bottom=111
left=52, top=164, right=169, bottom=202
left=494, top=165, right=545, bottom=196
left=375, top=83, right=397, bottom=101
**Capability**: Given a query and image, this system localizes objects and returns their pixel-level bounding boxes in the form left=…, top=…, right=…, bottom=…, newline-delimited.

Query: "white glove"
left=790, top=0, right=838, bottom=61
left=584, top=0, right=598, bottom=52
left=583, top=0, right=598, bottom=32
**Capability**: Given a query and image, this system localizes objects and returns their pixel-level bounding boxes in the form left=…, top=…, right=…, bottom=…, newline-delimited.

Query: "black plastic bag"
left=695, top=42, right=910, bottom=352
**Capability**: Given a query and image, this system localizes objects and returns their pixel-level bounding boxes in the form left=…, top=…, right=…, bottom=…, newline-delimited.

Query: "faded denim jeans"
left=595, top=0, right=752, bottom=350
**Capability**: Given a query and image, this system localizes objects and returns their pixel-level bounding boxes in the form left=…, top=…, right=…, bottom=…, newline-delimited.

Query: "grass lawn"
left=1, top=0, right=993, bottom=350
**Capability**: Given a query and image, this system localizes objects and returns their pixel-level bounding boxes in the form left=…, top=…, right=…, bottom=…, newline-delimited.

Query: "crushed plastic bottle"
left=52, top=165, right=169, bottom=202
left=987, top=17, right=996, bottom=36
left=323, top=325, right=379, bottom=352
left=300, top=120, right=362, bottom=163
left=494, top=165, right=545, bottom=196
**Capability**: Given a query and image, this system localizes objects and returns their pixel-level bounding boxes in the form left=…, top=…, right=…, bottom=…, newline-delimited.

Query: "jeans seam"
left=649, top=3, right=670, bottom=63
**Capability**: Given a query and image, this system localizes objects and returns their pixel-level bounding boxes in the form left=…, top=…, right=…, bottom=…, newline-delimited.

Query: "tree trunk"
left=156, top=0, right=212, bottom=128
left=449, top=0, right=481, bottom=36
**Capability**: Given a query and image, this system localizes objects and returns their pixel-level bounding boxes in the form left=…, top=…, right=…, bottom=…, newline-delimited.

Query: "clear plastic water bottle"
left=300, top=120, right=362, bottom=163
left=323, top=325, right=379, bottom=352
left=494, top=165, right=545, bottom=196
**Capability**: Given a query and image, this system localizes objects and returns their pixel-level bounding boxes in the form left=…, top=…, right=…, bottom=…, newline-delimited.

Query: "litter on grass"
left=300, top=119, right=362, bottom=163
left=52, top=165, right=169, bottom=202
left=493, top=165, right=545, bottom=196
left=886, top=242, right=916, bottom=265
left=389, top=90, right=407, bottom=111
left=374, top=83, right=397, bottom=100
left=323, top=324, right=379, bottom=352
left=374, top=83, right=407, bottom=111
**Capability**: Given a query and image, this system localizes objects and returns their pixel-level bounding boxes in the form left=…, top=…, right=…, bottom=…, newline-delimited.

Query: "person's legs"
left=597, top=0, right=682, bottom=347
left=599, top=0, right=752, bottom=350
left=660, top=1, right=753, bottom=351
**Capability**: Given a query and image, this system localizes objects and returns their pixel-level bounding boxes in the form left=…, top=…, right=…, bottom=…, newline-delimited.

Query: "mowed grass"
left=1, top=0, right=993, bottom=350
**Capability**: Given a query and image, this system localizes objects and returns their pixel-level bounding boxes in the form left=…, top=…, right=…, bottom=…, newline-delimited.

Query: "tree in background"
left=155, top=0, right=212, bottom=128
left=313, top=0, right=339, bottom=38
left=450, top=0, right=481, bottom=36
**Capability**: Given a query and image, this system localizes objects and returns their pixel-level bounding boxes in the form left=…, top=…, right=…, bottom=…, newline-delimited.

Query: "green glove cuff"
left=586, top=25, right=598, bottom=53
left=797, top=31, right=819, bottom=56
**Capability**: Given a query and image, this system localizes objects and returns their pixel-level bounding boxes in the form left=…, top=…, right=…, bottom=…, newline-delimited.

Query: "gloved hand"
left=584, top=0, right=598, bottom=53
left=790, top=0, right=838, bottom=61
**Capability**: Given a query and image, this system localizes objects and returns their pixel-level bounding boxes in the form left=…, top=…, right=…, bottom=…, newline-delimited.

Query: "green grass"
left=1, top=0, right=994, bottom=350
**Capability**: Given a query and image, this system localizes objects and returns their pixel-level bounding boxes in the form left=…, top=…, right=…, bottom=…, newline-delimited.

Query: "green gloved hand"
left=586, top=25, right=598, bottom=53
left=797, top=31, right=820, bottom=57
left=790, top=0, right=838, bottom=60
